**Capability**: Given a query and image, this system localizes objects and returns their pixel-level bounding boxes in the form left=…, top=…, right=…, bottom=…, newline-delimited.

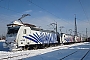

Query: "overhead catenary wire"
left=0, top=0, right=89, bottom=26
left=0, top=3, right=25, bottom=22
left=0, top=0, right=89, bottom=36
left=0, top=0, right=83, bottom=27
left=8, top=0, right=10, bottom=9
left=0, top=0, right=3, bottom=2
left=27, top=0, right=59, bottom=19
left=79, top=0, right=90, bottom=24
left=27, top=0, right=74, bottom=26
left=0, top=5, right=20, bottom=13
left=0, top=5, right=21, bottom=22
left=78, top=0, right=90, bottom=36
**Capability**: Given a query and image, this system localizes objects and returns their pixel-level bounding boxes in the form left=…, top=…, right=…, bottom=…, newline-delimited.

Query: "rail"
left=59, top=49, right=90, bottom=60
left=80, top=49, right=90, bottom=60
left=59, top=50, right=78, bottom=60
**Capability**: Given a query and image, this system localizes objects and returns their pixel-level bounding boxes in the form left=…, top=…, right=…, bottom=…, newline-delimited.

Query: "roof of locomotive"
left=7, top=20, right=55, bottom=33
left=7, top=21, right=36, bottom=27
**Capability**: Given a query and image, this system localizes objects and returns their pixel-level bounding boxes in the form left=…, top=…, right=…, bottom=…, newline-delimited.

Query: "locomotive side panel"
left=23, top=28, right=58, bottom=45
left=17, top=26, right=31, bottom=47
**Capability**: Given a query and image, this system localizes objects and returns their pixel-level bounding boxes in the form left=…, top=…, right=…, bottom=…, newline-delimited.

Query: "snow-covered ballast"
left=3, top=21, right=59, bottom=51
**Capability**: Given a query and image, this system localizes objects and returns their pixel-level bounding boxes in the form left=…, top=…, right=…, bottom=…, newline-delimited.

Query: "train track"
left=0, top=43, right=90, bottom=60
left=80, top=49, right=90, bottom=60
left=59, top=49, right=90, bottom=60
left=59, top=50, right=78, bottom=60
left=0, top=44, right=74, bottom=60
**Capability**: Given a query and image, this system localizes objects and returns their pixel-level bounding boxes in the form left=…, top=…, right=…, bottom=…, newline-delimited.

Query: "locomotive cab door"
left=24, top=27, right=31, bottom=45
left=17, top=26, right=31, bottom=46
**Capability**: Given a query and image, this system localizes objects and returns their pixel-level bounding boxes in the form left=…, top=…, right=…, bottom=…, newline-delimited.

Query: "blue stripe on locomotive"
left=64, top=38, right=70, bottom=42
left=23, top=32, right=57, bottom=44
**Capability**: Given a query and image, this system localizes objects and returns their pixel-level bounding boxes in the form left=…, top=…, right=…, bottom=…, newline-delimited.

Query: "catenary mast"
left=74, top=14, right=78, bottom=36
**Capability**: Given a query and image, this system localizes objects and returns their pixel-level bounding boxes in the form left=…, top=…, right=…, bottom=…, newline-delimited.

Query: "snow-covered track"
left=0, top=42, right=90, bottom=60
left=0, top=44, right=74, bottom=60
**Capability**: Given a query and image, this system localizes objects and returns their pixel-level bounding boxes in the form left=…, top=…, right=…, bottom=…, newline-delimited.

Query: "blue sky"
left=0, top=0, right=90, bottom=37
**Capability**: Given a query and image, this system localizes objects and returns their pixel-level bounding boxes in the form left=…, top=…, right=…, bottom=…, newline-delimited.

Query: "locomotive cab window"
left=23, top=29, right=26, bottom=34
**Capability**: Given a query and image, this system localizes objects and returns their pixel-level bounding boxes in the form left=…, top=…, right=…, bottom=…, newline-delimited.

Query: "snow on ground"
left=24, top=42, right=90, bottom=60
left=0, top=40, right=90, bottom=60
left=0, top=40, right=5, bottom=42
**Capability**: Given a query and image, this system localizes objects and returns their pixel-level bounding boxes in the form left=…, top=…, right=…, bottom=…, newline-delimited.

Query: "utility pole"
left=86, top=28, right=88, bottom=41
left=50, top=22, right=57, bottom=33
left=59, top=26, right=64, bottom=45
left=74, top=14, right=78, bottom=36
left=69, top=29, right=72, bottom=35
left=56, top=22, right=57, bottom=33
left=60, top=26, right=64, bottom=33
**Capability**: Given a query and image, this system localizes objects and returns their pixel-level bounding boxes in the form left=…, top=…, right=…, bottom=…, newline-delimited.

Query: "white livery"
left=3, top=21, right=58, bottom=51
left=60, top=33, right=74, bottom=44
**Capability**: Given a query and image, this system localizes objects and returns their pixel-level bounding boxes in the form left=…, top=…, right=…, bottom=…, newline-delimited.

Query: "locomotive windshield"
left=7, top=26, right=20, bottom=34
